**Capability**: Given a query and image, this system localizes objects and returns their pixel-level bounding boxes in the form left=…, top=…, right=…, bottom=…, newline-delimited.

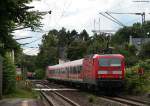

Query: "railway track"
left=100, top=96, right=149, bottom=106
left=117, top=96, right=150, bottom=106
left=33, top=80, right=149, bottom=106
left=33, top=80, right=80, bottom=106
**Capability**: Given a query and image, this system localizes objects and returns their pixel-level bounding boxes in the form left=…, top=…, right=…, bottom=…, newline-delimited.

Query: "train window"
left=99, top=58, right=109, bottom=66
left=111, top=58, right=121, bottom=66
left=79, top=65, right=82, bottom=71
left=99, top=58, right=121, bottom=66
left=75, top=66, right=78, bottom=74
left=72, top=67, right=75, bottom=74
left=73, top=67, right=76, bottom=74
left=55, top=69, right=57, bottom=74
left=77, top=66, right=80, bottom=73
left=71, top=67, right=73, bottom=73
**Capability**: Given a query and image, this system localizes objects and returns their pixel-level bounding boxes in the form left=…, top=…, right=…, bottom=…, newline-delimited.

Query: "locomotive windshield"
left=99, top=58, right=121, bottom=66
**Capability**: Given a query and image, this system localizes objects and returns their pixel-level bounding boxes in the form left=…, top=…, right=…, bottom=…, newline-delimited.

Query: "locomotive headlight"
left=98, top=70, right=108, bottom=74
left=112, top=71, right=122, bottom=74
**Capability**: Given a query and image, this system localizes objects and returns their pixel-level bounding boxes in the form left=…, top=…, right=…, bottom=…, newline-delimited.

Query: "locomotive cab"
left=95, top=54, right=125, bottom=88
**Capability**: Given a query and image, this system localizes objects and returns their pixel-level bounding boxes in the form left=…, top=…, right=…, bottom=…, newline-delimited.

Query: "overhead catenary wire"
left=99, top=12, right=125, bottom=27
left=105, top=12, right=125, bottom=27
left=21, top=45, right=39, bottom=48
left=20, top=37, right=42, bottom=45
left=107, top=12, right=146, bottom=24
left=23, top=48, right=39, bottom=55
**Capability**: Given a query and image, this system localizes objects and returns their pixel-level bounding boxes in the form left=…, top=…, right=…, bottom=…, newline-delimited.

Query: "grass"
left=88, top=95, right=96, bottom=103
left=3, top=80, right=39, bottom=99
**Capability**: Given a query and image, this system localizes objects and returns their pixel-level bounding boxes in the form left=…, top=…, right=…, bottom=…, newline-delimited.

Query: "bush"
left=35, top=69, right=45, bottom=79
left=113, top=44, right=138, bottom=67
left=88, top=95, right=96, bottom=103
left=3, top=53, right=16, bottom=94
left=125, top=59, right=150, bottom=94
left=139, top=41, right=150, bottom=59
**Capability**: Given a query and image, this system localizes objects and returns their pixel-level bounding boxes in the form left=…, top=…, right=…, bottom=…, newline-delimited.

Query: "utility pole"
left=132, top=0, right=149, bottom=24
left=99, top=18, right=100, bottom=33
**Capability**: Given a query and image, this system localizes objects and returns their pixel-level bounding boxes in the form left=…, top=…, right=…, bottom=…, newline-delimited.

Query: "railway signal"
left=138, top=67, right=144, bottom=76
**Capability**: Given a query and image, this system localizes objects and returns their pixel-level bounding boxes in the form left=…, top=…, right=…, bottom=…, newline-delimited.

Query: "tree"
left=79, top=29, right=89, bottom=41
left=67, top=41, right=87, bottom=60
left=111, top=21, right=150, bottom=45
left=36, top=29, right=91, bottom=68
left=21, top=55, right=36, bottom=72
left=0, top=0, right=42, bottom=94
left=36, top=32, right=58, bottom=69
left=87, top=33, right=107, bottom=54
left=3, top=53, right=16, bottom=94
left=113, top=44, right=138, bottom=67
left=139, top=41, right=150, bottom=59
left=0, top=0, right=42, bottom=56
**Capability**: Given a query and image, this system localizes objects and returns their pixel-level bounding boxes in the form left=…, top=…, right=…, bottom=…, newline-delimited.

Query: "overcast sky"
left=14, top=0, right=150, bottom=55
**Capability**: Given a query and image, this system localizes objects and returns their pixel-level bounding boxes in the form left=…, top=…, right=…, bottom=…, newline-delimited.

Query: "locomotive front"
left=95, top=54, right=125, bottom=88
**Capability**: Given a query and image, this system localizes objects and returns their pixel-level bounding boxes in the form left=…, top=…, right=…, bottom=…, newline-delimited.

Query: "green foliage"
left=88, top=95, right=96, bottom=103
left=113, top=44, right=138, bottom=67
left=111, top=22, right=150, bottom=45
left=21, top=55, right=36, bottom=72
left=0, top=0, right=42, bottom=56
left=4, top=81, right=39, bottom=98
left=125, top=59, right=150, bottom=94
left=37, top=33, right=59, bottom=68
left=87, top=33, right=107, bottom=54
left=67, top=41, right=87, bottom=60
left=37, top=28, right=90, bottom=69
left=137, top=59, right=150, bottom=71
left=35, top=69, right=45, bottom=79
left=3, top=53, right=16, bottom=94
left=139, top=41, right=150, bottom=59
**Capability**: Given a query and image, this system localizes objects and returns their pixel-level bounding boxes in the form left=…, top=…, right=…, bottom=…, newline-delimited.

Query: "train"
left=46, top=54, right=125, bottom=90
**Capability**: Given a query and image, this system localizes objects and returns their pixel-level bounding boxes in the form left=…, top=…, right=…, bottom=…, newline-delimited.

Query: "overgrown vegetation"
left=0, top=0, right=42, bottom=96
left=24, top=22, right=150, bottom=85
left=139, top=41, right=150, bottom=59
left=34, top=69, right=45, bottom=79
left=4, top=80, right=39, bottom=98
left=125, top=59, right=150, bottom=94
left=88, top=95, right=96, bottom=103
left=1, top=0, right=149, bottom=96
left=3, top=54, right=16, bottom=94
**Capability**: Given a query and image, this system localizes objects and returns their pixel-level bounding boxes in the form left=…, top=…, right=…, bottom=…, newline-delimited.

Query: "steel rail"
left=35, top=80, right=80, bottom=106
left=118, top=96, right=150, bottom=106
left=53, top=91, right=80, bottom=106
left=40, top=91, right=55, bottom=106
left=103, top=96, right=147, bottom=106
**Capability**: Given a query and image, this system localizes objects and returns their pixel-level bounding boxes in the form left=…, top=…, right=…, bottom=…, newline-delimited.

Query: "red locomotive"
left=46, top=54, right=125, bottom=89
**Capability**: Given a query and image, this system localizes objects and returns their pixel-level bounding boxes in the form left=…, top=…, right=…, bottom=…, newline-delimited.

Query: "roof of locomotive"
left=47, top=59, right=83, bottom=70
left=47, top=54, right=124, bottom=70
left=93, top=54, right=124, bottom=58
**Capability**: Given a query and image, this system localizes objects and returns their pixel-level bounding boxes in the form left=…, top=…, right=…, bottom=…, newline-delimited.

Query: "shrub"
left=139, top=41, right=150, bottom=59
left=35, top=69, right=45, bottom=79
left=88, top=95, right=96, bottom=103
left=3, top=53, right=16, bottom=94
left=113, top=44, right=138, bottom=67
left=125, top=59, right=150, bottom=94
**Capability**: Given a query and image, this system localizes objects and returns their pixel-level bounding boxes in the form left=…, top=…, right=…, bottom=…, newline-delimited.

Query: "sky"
left=14, top=0, right=150, bottom=55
